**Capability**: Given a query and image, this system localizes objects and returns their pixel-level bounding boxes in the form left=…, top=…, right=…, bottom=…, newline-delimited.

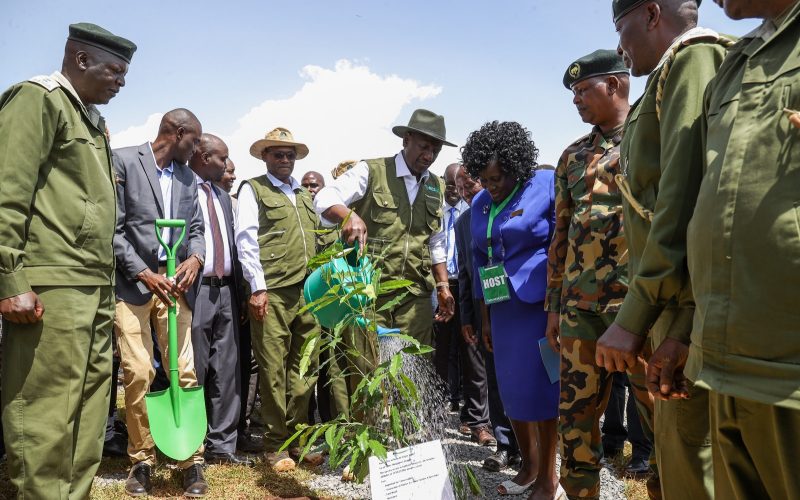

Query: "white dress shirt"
left=235, top=172, right=302, bottom=292
left=313, top=152, right=446, bottom=264
left=443, top=199, right=468, bottom=279
left=150, top=144, right=175, bottom=261
left=196, top=175, right=233, bottom=277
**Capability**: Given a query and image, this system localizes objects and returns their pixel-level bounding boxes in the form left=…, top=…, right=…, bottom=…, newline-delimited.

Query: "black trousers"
left=237, top=318, right=259, bottom=435
left=434, top=281, right=462, bottom=405
left=191, top=283, right=242, bottom=454
left=602, top=372, right=652, bottom=460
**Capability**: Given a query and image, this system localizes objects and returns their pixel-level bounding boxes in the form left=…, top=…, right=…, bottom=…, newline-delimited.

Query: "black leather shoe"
left=236, top=433, right=263, bottom=453
left=182, top=464, right=208, bottom=498
left=600, top=447, right=623, bottom=467
left=204, top=451, right=255, bottom=467
left=124, top=463, right=151, bottom=497
left=624, top=457, right=650, bottom=477
left=482, top=448, right=521, bottom=472
left=449, top=401, right=460, bottom=413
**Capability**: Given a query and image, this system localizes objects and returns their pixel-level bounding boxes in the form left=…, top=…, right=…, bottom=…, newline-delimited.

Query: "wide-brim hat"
left=392, top=108, right=456, bottom=147
left=249, top=127, right=309, bottom=160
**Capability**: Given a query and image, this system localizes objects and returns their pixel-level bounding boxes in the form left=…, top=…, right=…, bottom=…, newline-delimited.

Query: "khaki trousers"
left=2, top=285, right=113, bottom=500
left=710, top=391, right=800, bottom=500
left=250, top=284, right=319, bottom=451
left=114, top=293, right=203, bottom=468
left=651, top=309, right=713, bottom=500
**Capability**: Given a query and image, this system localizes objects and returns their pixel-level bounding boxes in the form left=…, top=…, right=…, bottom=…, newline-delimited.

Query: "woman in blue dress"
left=463, top=121, right=563, bottom=500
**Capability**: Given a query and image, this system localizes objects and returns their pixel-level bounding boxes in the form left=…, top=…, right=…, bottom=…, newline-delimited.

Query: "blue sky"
left=2, top=1, right=758, bottom=184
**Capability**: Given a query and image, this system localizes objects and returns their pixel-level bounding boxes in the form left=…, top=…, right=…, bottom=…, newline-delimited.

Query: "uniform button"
left=383, top=201, right=388, bottom=206
left=270, top=253, right=275, bottom=258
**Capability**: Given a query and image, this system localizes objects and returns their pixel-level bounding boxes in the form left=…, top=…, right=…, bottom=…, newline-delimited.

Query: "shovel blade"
left=145, top=386, right=207, bottom=461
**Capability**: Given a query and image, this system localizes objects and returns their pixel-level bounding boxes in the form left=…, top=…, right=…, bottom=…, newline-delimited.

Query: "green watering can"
left=303, top=243, right=400, bottom=336
left=145, top=219, right=207, bottom=461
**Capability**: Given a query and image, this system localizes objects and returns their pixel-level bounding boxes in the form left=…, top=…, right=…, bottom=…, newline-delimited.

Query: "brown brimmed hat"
left=249, top=127, right=309, bottom=160
left=392, top=109, right=456, bottom=147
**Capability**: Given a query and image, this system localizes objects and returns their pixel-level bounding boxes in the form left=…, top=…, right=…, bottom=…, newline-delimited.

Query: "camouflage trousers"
left=558, top=306, right=655, bottom=500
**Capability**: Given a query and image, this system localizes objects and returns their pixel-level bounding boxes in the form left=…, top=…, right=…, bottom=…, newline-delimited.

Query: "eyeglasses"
left=271, top=151, right=296, bottom=160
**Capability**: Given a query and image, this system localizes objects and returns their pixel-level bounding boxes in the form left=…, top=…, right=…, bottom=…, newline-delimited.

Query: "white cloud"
left=111, top=59, right=456, bottom=187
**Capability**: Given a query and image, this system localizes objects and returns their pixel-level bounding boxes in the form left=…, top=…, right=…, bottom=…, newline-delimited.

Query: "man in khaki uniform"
left=0, top=23, right=135, bottom=499
left=235, top=127, right=320, bottom=471
left=652, top=0, right=800, bottom=498
left=597, top=0, right=730, bottom=498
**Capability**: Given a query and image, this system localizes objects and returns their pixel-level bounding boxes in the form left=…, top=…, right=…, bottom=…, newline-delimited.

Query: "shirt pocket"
left=369, top=191, right=398, bottom=225
left=261, top=197, right=289, bottom=220
left=259, top=242, right=287, bottom=262
left=74, top=199, right=99, bottom=249
left=425, top=194, right=442, bottom=232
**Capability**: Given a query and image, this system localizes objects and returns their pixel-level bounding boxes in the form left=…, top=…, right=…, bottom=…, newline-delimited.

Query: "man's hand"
left=0, top=291, right=45, bottom=323
left=596, top=322, right=647, bottom=373
left=461, top=324, right=478, bottom=345
left=545, top=312, right=561, bottom=353
left=433, top=287, right=454, bottom=322
left=174, top=254, right=202, bottom=293
left=647, top=338, right=690, bottom=400
left=249, top=290, right=269, bottom=322
left=341, top=211, right=368, bottom=249
left=137, top=268, right=178, bottom=306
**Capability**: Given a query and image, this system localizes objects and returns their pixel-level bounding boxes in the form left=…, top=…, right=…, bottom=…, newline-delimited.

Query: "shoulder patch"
left=27, top=75, right=60, bottom=92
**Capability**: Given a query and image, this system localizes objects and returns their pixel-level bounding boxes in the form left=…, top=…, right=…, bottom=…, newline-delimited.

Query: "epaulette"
left=27, top=75, right=60, bottom=92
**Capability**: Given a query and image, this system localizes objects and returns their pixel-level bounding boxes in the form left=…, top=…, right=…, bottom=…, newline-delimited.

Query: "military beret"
left=563, top=49, right=628, bottom=89
left=68, top=22, right=137, bottom=63
left=612, top=0, right=702, bottom=22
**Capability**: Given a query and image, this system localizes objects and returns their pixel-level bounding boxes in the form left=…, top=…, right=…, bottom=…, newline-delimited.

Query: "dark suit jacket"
left=113, top=142, right=205, bottom=308
left=455, top=206, right=479, bottom=328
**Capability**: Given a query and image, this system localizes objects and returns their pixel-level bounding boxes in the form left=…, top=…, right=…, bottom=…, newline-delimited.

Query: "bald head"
left=615, top=0, right=700, bottom=77
left=152, top=108, right=202, bottom=166
left=444, top=163, right=461, bottom=206
left=301, top=171, right=325, bottom=198
left=190, top=133, right=229, bottom=183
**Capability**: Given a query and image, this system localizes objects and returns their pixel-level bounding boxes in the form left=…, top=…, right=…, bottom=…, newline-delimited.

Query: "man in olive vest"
left=0, top=22, right=135, bottom=498
left=235, top=127, right=321, bottom=471
left=313, top=109, right=456, bottom=394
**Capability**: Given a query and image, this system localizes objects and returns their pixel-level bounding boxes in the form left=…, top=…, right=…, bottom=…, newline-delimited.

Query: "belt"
left=201, top=276, right=234, bottom=287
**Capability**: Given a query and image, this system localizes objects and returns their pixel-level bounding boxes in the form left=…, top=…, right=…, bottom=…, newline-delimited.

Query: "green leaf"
left=380, top=332, right=420, bottom=349
left=376, top=291, right=410, bottom=312
left=356, top=427, right=369, bottom=453
left=390, top=405, right=404, bottom=443
left=324, top=424, right=337, bottom=451
left=376, top=279, right=414, bottom=295
left=466, top=465, right=482, bottom=495
left=401, top=344, right=434, bottom=356
left=399, top=373, right=418, bottom=401
left=388, top=353, right=402, bottom=377
left=278, top=424, right=309, bottom=452
left=368, top=439, right=387, bottom=460
left=363, top=283, right=377, bottom=300
left=298, top=332, right=320, bottom=378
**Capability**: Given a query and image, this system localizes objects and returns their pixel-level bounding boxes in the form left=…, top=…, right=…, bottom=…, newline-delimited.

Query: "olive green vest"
left=246, top=175, right=317, bottom=289
left=352, top=157, right=444, bottom=296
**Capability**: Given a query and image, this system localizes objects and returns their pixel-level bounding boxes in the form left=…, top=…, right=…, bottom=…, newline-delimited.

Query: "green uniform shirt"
left=351, top=157, right=444, bottom=297
left=545, top=125, right=628, bottom=314
left=686, top=2, right=800, bottom=409
left=615, top=30, right=727, bottom=341
left=246, top=175, right=317, bottom=290
left=0, top=73, right=116, bottom=299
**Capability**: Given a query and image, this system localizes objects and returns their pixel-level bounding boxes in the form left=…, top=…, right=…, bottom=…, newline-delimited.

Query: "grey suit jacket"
left=113, top=142, right=205, bottom=308
left=455, top=206, right=480, bottom=328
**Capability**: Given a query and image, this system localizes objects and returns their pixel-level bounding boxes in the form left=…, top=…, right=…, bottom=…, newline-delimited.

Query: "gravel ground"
left=306, top=409, right=627, bottom=500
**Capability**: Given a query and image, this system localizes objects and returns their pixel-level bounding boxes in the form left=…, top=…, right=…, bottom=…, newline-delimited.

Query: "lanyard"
left=486, top=183, right=520, bottom=263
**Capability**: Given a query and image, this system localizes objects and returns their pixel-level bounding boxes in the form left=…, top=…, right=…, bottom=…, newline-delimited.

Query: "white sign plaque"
left=369, top=439, right=455, bottom=500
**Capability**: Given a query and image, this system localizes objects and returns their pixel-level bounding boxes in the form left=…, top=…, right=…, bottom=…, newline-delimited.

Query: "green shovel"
left=145, top=218, right=207, bottom=461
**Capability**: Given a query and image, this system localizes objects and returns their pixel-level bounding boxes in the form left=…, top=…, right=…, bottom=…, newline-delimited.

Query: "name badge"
left=478, top=264, right=511, bottom=305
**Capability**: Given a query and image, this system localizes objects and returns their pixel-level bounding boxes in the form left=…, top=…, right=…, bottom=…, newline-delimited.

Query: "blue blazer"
left=471, top=169, right=555, bottom=304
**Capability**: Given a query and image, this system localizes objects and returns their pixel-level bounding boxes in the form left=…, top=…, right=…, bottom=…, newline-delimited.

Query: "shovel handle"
left=155, top=219, right=187, bottom=278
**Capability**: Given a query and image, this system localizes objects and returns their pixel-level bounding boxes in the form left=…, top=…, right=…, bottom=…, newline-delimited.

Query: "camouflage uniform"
left=545, top=125, right=655, bottom=500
